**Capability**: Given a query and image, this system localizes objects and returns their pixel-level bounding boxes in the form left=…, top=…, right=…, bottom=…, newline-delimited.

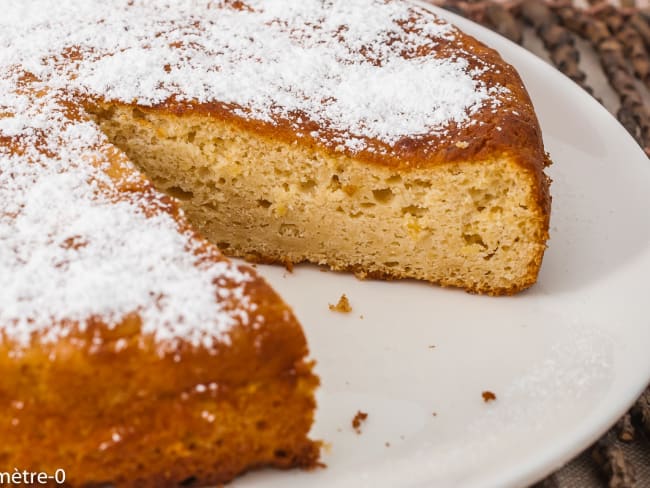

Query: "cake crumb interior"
left=90, top=103, right=547, bottom=295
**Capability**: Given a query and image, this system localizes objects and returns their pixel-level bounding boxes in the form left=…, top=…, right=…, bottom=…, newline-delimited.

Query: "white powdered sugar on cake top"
left=0, top=0, right=506, bottom=152
left=0, top=79, right=255, bottom=351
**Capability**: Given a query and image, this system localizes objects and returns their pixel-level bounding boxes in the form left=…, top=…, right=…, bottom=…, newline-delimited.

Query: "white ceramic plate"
left=233, top=5, right=650, bottom=488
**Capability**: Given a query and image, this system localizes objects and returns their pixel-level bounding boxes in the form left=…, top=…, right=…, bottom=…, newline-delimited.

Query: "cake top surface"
left=0, top=0, right=513, bottom=155
left=0, top=76, right=259, bottom=352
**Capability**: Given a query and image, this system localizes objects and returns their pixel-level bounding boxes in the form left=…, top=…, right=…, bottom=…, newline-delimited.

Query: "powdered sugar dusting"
left=0, top=76, right=255, bottom=351
left=0, top=0, right=507, bottom=153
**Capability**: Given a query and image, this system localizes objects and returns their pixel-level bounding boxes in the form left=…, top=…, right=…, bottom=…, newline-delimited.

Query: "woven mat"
left=427, top=1, right=650, bottom=487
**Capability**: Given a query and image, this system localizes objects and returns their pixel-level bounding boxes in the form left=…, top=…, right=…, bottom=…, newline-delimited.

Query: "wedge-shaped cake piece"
left=80, top=0, right=549, bottom=295
left=0, top=77, right=319, bottom=487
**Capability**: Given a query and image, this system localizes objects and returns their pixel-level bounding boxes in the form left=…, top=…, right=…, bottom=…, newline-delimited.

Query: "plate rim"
left=409, top=3, right=650, bottom=486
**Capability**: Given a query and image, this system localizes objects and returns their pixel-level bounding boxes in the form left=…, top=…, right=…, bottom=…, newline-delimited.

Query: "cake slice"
left=2, top=0, right=550, bottom=300
left=84, top=0, right=551, bottom=295
left=0, top=77, right=319, bottom=487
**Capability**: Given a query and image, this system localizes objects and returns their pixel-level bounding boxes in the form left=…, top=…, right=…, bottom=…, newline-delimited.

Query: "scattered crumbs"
left=336, top=428, right=342, bottom=433
left=428, top=344, right=436, bottom=349
left=399, top=435, right=405, bottom=440
left=352, top=410, right=368, bottom=434
left=385, top=442, right=391, bottom=447
left=282, top=259, right=294, bottom=273
left=329, top=294, right=352, bottom=313
left=455, top=141, right=469, bottom=149
left=482, top=390, right=497, bottom=403
left=432, top=412, right=437, bottom=417
left=359, top=314, right=364, bottom=320
left=322, top=442, right=333, bottom=454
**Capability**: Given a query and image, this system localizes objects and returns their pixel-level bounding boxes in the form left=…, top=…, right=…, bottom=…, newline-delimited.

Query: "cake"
left=0, top=75, right=320, bottom=486
left=0, top=0, right=550, bottom=486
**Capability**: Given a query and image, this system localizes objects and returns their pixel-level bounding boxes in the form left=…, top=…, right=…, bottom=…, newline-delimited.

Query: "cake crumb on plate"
left=329, top=294, right=352, bottom=313
left=352, top=411, right=368, bottom=434
left=482, top=391, right=497, bottom=403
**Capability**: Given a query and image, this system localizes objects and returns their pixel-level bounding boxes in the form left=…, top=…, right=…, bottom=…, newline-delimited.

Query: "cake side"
left=0, top=313, right=319, bottom=487
left=91, top=103, right=548, bottom=295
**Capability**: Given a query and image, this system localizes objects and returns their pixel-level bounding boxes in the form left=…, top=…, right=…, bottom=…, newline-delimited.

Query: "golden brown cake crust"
left=142, top=33, right=544, bottom=172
